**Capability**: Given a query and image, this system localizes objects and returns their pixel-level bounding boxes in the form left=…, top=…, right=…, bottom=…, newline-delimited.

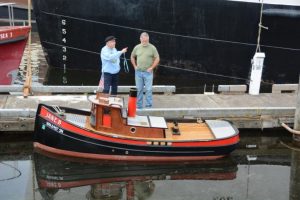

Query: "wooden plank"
left=85, top=116, right=214, bottom=141
left=165, top=122, right=214, bottom=140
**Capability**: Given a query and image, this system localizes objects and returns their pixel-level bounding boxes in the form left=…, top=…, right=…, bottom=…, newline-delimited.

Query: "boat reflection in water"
left=34, top=152, right=237, bottom=200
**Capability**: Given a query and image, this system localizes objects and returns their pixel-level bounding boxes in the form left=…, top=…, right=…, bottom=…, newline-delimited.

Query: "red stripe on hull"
left=39, top=106, right=239, bottom=147
left=38, top=177, right=148, bottom=189
left=0, top=26, right=30, bottom=85
left=0, top=26, right=31, bottom=41
left=34, top=142, right=225, bottom=162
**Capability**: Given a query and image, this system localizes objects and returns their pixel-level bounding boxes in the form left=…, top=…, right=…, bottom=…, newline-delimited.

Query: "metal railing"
left=0, top=3, right=16, bottom=26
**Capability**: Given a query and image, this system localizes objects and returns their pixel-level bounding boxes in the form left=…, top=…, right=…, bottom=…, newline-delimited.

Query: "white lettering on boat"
left=45, top=112, right=62, bottom=125
left=0, top=32, right=13, bottom=40
left=45, top=181, right=62, bottom=188
left=46, top=122, right=64, bottom=134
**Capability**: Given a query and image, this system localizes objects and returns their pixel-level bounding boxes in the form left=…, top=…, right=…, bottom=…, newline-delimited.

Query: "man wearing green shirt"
left=130, top=32, right=160, bottom=109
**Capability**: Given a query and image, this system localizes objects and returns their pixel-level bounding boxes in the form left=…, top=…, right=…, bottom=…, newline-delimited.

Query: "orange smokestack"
left=128, top=88, right=137, bottom=117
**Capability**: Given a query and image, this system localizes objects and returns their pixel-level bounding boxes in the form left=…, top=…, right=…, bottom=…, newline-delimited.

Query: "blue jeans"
left=135, top=70, right=153, bottom=108
left=103, top=72, right=119, bottom=95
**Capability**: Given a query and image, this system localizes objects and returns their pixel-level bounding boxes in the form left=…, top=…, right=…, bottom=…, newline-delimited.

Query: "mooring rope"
left=43, top=41, right=252, bottom=82
left=39, top=9, right=300, bottom=84
left=256, top=0, right=266, bottom=53
left=281, top=123, right=300, bottom=135
left=158, top=64, right=250, bottom=81
left=280, top=141, right=300, bottom=152
left=41, top=10, right=300, bottom=52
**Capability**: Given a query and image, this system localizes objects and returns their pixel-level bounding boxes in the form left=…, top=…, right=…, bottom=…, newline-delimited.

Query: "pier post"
left=286, top=75, right=300, bottom=200
left=23, top=0, right=32, bottom=97
left=289, top=150, right=300, bottom=200
left=293, top=75, right=300, bottom=142
left=249, top=52, right=265, bottom=95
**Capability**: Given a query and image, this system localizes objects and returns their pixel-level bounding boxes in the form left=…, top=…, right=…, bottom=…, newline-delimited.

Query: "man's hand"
left=146, top=67, right=154, bottom=72
left=147, top=57, right=159, bottom=72
left=121, top=47, right=128, bottom=53
left=130, top=56, right=137, bottom=70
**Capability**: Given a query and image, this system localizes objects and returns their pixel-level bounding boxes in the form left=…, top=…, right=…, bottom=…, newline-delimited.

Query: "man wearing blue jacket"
left=100, top=36, right=127, bottom=95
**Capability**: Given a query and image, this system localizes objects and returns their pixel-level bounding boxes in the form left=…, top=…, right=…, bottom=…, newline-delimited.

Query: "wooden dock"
left=0, top=87, right=297, bottom=131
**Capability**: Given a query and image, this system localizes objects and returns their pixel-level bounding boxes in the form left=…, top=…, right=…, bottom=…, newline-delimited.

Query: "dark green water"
left=1, top=130, right=300, bottom=200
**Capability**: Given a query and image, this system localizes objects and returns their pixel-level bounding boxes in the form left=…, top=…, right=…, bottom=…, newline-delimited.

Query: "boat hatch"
left=127, top=115, right=167, bottom=129
left=205, top=120, right=237, bottom=139
left=65, top=114, right=86, bottom=128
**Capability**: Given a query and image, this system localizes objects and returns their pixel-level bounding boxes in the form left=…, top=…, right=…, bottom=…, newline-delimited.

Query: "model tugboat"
left=34, top=90, right=239, bottom=162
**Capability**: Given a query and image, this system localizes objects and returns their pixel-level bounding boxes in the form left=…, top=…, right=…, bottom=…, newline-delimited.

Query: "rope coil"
left=123, top=53, right=129, bottom=73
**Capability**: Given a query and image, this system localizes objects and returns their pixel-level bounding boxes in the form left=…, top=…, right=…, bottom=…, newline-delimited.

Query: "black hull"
left=33, top=104, right=239, bottom=161
left=32, top=0, right=300, bottom=85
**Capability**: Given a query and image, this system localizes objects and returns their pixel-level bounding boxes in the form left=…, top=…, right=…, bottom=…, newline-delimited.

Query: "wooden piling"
left=23, top=0, right=32, bottom=97
left=289, top=77, right=300, bottom=198
left=289, top=150, right=300, bottom=200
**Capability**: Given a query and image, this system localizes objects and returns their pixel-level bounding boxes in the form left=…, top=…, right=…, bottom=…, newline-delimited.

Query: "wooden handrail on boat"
left=281, top=123, right=300, bottom=135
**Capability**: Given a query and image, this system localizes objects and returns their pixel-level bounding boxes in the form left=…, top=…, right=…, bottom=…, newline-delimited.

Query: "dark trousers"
left=103, top=72, right=119, bottom=95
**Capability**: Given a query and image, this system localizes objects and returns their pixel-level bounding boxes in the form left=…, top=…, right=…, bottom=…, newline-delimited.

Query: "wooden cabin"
left=88, top=93, right=167, bottom=138
left=87, top=93, right=220, bottom=142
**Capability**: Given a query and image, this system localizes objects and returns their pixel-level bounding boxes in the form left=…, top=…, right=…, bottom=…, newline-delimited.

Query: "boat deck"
left=165, top=122, right=215, bottom=140
left=66, top=113, right=86, bottom=128
left=66, top=113, right=215, bottom=141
